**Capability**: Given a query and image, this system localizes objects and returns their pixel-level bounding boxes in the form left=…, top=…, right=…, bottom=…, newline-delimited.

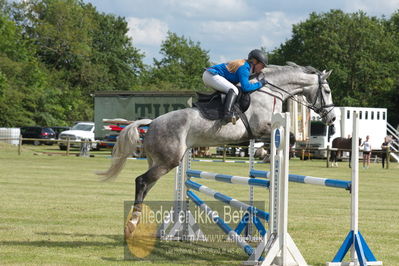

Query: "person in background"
left=361, top=135, right=372, bottom=169
left=202, top=49, right=268, bottom=124
left=381, top=136, right=391, bottom=168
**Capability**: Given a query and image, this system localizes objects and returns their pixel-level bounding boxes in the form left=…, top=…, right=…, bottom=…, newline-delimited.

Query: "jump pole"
left=327, top=113, right=382, bottom=266
left=261, top=112, right=307, bottom=266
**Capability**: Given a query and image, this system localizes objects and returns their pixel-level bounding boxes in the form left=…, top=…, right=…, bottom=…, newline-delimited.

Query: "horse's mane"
left=262, top=62, right=321, bottom=76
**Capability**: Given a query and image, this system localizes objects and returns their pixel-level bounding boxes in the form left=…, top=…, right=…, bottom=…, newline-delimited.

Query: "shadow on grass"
left=1, top=231, right=249, bottom=264
left=123, top=240, right=246, bottom=264
left=0, top=231, right=123, bottom=249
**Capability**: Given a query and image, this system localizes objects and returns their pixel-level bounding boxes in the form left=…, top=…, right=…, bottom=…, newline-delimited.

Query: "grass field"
left=1, top=143, right=398, bottom=265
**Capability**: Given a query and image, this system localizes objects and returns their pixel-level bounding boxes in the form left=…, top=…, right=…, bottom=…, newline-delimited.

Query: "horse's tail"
left=96, top=119, right=152, bottom=181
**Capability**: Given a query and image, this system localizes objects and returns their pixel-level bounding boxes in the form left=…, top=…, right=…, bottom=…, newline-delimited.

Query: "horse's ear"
left=321, top=70, right=333, bottom=80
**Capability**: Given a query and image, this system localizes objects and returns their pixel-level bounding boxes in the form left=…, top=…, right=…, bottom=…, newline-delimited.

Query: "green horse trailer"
left=93, top=91, right=195, bottom=140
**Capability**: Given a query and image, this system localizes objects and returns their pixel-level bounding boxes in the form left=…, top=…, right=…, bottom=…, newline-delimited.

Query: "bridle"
left=258, top=73, right=335, bottom=120
left=311, top=74, right=335, bottom=118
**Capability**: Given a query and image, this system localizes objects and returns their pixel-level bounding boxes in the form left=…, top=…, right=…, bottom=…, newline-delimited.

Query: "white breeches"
left=202, top=71, right=239, bottom=95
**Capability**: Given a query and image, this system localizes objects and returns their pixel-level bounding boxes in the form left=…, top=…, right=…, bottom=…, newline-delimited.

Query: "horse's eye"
left=324, top=86, right=331, bottom=94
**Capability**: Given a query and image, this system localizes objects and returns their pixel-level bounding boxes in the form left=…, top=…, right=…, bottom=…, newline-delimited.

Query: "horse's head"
left=301, top=69, right=336, bottom=125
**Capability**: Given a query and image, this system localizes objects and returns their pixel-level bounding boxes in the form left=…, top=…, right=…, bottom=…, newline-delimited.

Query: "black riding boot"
left=223, top=89, right=238, bottom=124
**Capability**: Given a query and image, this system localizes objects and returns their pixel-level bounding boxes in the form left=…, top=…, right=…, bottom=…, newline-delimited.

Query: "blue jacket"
left=207, top=61, right=263, bottom=92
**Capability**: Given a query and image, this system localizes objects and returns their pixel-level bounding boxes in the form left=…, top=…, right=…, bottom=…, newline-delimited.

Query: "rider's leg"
left=202, top=71, right=239, bottom=95
left=223, top=89, right=238, bottom=124
left=202, top=71, right=239, bottom=124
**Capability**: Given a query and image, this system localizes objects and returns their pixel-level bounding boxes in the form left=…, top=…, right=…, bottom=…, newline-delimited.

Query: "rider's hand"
left=259, top=79, right=268, bottom=86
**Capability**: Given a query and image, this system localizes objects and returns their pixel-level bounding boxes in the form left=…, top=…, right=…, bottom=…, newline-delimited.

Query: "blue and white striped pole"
left=185, top=179, right=269, bottom=221
left=187, top=190, right=257, bottom=258
left=192, top=159, right=266, bottom=164
left=250, top=169, right=351, bottom=190
left=186, top=169, right=270, bottom=188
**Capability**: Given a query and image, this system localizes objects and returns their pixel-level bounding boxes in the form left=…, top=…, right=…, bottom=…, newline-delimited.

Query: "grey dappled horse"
left=97, top=62, right=336, bottom=238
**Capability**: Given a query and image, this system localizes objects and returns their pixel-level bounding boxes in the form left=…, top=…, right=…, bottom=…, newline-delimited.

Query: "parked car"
left=50, top=126, right=71, bottom=139
left=20, top=126, right=56, bottom=145
left=58, top=122, right=98, bottom=150
left=216, top=142, right=265, bottom=157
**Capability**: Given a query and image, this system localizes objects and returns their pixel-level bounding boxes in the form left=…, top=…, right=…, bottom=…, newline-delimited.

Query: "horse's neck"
left=271, top=71, right=310, bottom=96
left=253, top=70, right=309, bottom=100
left=246, top=71, right=310, bottom=138
left=249, top=71, right=308, bottom=111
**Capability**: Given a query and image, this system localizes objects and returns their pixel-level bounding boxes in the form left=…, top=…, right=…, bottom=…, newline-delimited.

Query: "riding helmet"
left=248, top=49, right=268, bottom=66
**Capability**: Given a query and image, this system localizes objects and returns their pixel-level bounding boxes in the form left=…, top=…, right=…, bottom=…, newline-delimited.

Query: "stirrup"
left=224, top=113, right=236, bottom=125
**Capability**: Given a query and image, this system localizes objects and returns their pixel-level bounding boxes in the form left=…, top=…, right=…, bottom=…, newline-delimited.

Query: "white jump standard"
left=326, top=113, right=382, bottom=266
left=260, top=113, right=308, bottom=266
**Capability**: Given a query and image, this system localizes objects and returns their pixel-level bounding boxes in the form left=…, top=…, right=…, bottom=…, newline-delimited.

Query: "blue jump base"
left=332, top=230, right=379, bottom=266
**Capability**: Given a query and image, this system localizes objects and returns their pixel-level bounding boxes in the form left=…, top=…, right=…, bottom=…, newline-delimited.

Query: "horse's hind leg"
left=330, top=151, right=337, bottom=167
left=125, top=164, right=172, bottom=238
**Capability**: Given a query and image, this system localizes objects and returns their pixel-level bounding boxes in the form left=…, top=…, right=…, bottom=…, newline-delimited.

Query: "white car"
left=58, top=122, right=98, bottom=150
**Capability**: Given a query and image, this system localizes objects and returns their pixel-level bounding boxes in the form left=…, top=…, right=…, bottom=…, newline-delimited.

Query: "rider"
left=202, top=49, right=268, bottom=124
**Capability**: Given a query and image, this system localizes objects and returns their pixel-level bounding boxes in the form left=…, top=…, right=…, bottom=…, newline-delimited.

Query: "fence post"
left=326, top=145, right=330, bottom=168
left=222, top=145, right=226, bottom=162
left=66, top=138, right=70, bottom=156
left=79, top=139, right=89, bottom=157
left=386, top=147, right=390, bottom=169
left=18, top=135, right=22, bottom=156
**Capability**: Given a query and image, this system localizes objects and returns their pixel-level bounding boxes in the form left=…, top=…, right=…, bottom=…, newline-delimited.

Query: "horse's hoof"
left=125, top=220, right=137, bottom=239
left=125, top=210, right=141, bottom=240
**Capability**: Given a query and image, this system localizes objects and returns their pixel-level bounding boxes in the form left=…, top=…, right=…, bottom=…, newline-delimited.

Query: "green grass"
left=1, top=143, right=398, bottom=265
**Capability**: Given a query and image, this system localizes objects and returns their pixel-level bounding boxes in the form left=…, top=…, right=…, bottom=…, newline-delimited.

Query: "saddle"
left=193, top=90, right=254, bottom=138
left=193, top=90, right=251, bottom=121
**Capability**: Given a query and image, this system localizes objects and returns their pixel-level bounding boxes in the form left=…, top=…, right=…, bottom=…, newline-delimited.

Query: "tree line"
left=0, top=0, right=398, bottom=127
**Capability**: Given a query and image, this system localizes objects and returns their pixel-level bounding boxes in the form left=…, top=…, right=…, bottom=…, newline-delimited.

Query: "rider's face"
left=254, top=60, right=266, bottom=73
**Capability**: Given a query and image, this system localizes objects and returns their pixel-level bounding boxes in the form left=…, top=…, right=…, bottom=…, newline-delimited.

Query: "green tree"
left=9, top=0, right=145, bottom=124
left=0, top=11, right=50, bottom=127
left=88, top=5, right=144, bottom=91
left=270, top=10, right=399, bottom=124
left=385, top=10, right=399, bottom=126
left=145, top=32, right=210, bottom=91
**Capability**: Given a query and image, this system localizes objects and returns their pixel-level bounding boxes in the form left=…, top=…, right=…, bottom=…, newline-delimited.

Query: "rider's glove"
left=259, top=79, right=268, bottom=86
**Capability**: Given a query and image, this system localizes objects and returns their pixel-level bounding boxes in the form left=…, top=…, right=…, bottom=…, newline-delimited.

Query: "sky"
left=84, top=0, right=399, bottom=65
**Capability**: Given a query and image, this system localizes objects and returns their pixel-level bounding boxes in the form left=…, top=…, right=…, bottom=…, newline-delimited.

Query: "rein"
left=258, top=73, right=335, bottom=119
